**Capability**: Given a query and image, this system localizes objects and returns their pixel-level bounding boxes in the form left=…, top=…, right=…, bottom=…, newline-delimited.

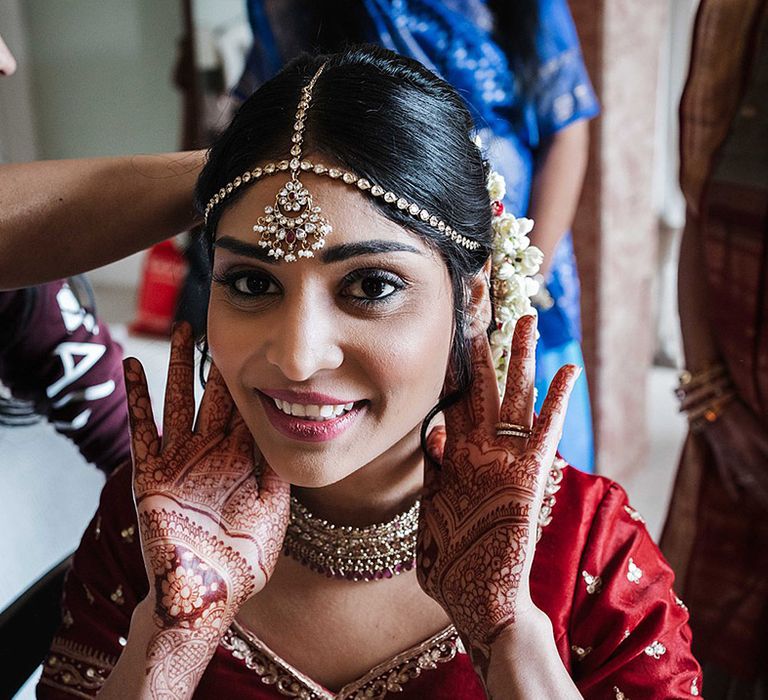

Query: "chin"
left=259, top=449, right=359, bottom=489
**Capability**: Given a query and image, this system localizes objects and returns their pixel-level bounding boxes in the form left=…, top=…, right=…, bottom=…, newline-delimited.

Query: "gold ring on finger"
left=495, top=422, right=532, bottom=439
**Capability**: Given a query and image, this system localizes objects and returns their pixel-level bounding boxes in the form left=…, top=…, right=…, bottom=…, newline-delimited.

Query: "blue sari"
left=238, top=0, right=598, bottom=472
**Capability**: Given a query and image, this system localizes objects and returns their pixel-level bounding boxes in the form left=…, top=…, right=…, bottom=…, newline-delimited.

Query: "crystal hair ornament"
left=204, top=64, right=481, bottom=256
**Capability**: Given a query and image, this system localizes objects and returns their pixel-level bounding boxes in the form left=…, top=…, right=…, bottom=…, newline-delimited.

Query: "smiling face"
left=207, top=170, right=456, bottom=487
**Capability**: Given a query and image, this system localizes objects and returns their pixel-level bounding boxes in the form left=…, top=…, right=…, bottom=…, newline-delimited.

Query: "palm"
left=417, top=315, right=578, bottom=648
left=125, top=324, right=289, bottom=627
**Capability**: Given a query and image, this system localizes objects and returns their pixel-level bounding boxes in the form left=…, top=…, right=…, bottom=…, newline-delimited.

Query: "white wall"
left=1, top=0, right=184, bottom=290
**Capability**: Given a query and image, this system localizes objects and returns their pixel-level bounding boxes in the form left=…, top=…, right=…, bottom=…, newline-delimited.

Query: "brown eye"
left=232, top=274, right=277, bottom=296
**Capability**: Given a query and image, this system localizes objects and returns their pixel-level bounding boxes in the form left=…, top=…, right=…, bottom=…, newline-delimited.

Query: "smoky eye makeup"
left=211, top=267, right=281, bottom=301
left=339, top=267, right=409, bottom=307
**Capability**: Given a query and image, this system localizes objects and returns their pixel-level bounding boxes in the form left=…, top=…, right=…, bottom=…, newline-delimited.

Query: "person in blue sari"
left=235, top=0, right=598, bottom=472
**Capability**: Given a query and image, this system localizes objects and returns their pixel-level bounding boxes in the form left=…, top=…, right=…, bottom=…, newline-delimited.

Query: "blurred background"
left=0, top=0, right=715, bottom=694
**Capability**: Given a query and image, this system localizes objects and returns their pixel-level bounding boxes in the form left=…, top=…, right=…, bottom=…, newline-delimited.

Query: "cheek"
left=205, top=298, right=255, bottom=404
left=368, top=299, right=454, bottom=414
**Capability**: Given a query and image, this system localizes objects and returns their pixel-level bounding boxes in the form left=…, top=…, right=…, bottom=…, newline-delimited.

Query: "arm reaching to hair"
left=97, top=323, right=289, bottom=699
left=0, top=151, right=205, bottom=290
left=417, top=315, right=583, bottom=699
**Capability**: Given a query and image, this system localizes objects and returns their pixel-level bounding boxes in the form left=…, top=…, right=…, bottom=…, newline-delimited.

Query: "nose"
left=0, top=35, right=17, bottom=77
left=264, top=292, right=343, bottom=382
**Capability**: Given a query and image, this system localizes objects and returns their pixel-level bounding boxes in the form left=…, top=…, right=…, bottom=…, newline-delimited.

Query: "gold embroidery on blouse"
left=623, top=504, right=645, bottom=524
left=82, top=582, right=95, bottom=605
left=644, top=640, right=666, bottom=659
left=536, top=457, right=565, bottom=541
left=221, top=621, right=461, bottom=699
left=120, top=525, right=135, bottom=543
left=110, top=584, right=125, bottom=606
left=581, top=570, right=602, bottom=595
left=93, top=514, right=102, bottom=540
left=627, top=558, right=643, bottom=584
left=691, top=677, right=700, bottom=695
left=570, top=644, right=592, bottom=661
left=40, top=637, right=117, bottom=699
left=613, top=687, right=628, bottom=700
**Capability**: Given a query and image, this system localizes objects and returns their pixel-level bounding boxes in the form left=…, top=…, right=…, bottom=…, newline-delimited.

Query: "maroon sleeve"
left=0, top=279, right=130, bottom=473
left=570, top=483, right=702, bottom=699
left=37, top=463, right=147, bottom=698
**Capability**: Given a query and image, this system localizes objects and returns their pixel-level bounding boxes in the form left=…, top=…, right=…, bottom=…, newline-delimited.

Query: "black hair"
left=195, top=45, right=492, bottom=452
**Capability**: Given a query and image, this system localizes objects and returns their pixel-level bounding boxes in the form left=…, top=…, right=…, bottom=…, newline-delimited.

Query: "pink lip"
left=257, top=391, right=366, bottom=443
left=260, top=388, right=358, bottom=405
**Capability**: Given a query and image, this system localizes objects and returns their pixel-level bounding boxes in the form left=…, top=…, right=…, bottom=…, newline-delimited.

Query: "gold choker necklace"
left=283, top=496, right=420, bottom=582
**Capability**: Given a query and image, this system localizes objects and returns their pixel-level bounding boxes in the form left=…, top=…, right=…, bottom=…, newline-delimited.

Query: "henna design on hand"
left=123, top=323, right=290, bottom=698
left=417, top=316, right=579, bottom=674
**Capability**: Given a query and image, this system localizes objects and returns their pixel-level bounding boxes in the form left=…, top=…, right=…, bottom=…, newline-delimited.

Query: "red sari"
left=38, top=458, right=700, bottom=699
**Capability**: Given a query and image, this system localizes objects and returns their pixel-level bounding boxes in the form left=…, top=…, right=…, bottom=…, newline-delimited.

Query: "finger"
left=195, top=362, right=235, bottom=436
left=443, top=333, right=501, bottom=450
left=425, top=425, right=447, bottom=465
left=498, top=315, right=537, bottom=449
left=527, top=364, right=581, bottom=465
left=162, top=322, right=196, bottom=447
left=257, top=460, right=291, bottom=502
left=123, top=357, right=160, bottom=462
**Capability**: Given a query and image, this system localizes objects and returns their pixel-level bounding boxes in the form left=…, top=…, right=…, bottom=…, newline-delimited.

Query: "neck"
left=292, top=425, right=424, bottom=527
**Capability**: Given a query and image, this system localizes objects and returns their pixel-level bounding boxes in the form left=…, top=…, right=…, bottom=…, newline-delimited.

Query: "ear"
left=466, top=257, right=493, bottom=338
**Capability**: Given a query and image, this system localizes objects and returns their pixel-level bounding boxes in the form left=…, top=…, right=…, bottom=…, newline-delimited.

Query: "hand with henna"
left=118, top=323, right=289, bottom=699
left=417, top=315, right=581, bottom=696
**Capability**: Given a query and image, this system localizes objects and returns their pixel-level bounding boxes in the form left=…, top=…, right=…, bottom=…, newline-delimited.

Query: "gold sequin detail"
left=614, top=687, right=628, bottom=700
left=93, top=514, right=102, bottom=540
left=221, top=621, right=461, bottom=699
left=644, top=640, right=666, bottom=659
left=41, top=638, right=117, bottom=697
left=627, top=557, right=643, bottom=584
left=120, top=525, right=135, bottom=543
left=582, top=570, right=603, bottom=594
left=110, top=584, right=125, bottom=606
left=623, top=504, right=645, bottom=524
left=571, top=644, right=592, bottom=660
left=537, top=457, right=565, bottom=541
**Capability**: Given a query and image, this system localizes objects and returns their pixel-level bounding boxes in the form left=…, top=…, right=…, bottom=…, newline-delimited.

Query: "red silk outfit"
left=38, top=456, right=701, bottom=699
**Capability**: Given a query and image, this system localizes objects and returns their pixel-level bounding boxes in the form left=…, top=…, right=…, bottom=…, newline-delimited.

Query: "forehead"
left=215, top=172, right=434, bottom=254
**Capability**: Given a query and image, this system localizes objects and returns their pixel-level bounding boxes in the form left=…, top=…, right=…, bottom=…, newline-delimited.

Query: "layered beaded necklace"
left=283, top=496, right=420, bottom=582
left=283, top=458, right=565, bottom=582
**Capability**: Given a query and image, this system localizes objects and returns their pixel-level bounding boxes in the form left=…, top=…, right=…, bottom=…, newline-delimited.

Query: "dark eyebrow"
left=213, top=237, right=423, bottom=264
left=320, top=240, right=423, bottom=263
left=214, top=237, right=272, bottom=262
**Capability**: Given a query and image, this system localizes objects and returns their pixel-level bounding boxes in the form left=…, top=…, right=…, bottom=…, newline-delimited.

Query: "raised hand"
left=123, top=323, right=289, bottom=697
left=416, top=315, right=580, bottom=672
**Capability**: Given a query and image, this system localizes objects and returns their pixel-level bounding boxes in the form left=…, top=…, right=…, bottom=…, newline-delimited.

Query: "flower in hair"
left=487, top=171, right=544, bottom=398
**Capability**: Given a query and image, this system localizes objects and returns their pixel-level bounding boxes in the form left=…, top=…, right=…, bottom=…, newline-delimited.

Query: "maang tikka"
left=204, top=63, right=481, bottom=258
left=253, top=65, right=332, bottom=262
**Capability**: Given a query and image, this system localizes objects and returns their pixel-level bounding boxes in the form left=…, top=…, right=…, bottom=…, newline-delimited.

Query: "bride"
left=32, top=46, right=699, bottom=699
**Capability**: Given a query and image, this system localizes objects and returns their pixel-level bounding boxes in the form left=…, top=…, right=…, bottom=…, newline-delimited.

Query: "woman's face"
left=208, top=171, right=456, bottom=487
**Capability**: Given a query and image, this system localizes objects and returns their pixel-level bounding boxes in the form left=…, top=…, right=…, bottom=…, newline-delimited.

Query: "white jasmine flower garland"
left=486, top=171, right=544, bottom=398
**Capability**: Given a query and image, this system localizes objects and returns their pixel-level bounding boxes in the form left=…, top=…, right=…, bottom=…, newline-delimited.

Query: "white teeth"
left=272, top=397, right=356, bottom=420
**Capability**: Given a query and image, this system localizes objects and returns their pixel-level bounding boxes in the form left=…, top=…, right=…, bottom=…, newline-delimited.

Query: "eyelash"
left=211, top=268, right=407, bottom=308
